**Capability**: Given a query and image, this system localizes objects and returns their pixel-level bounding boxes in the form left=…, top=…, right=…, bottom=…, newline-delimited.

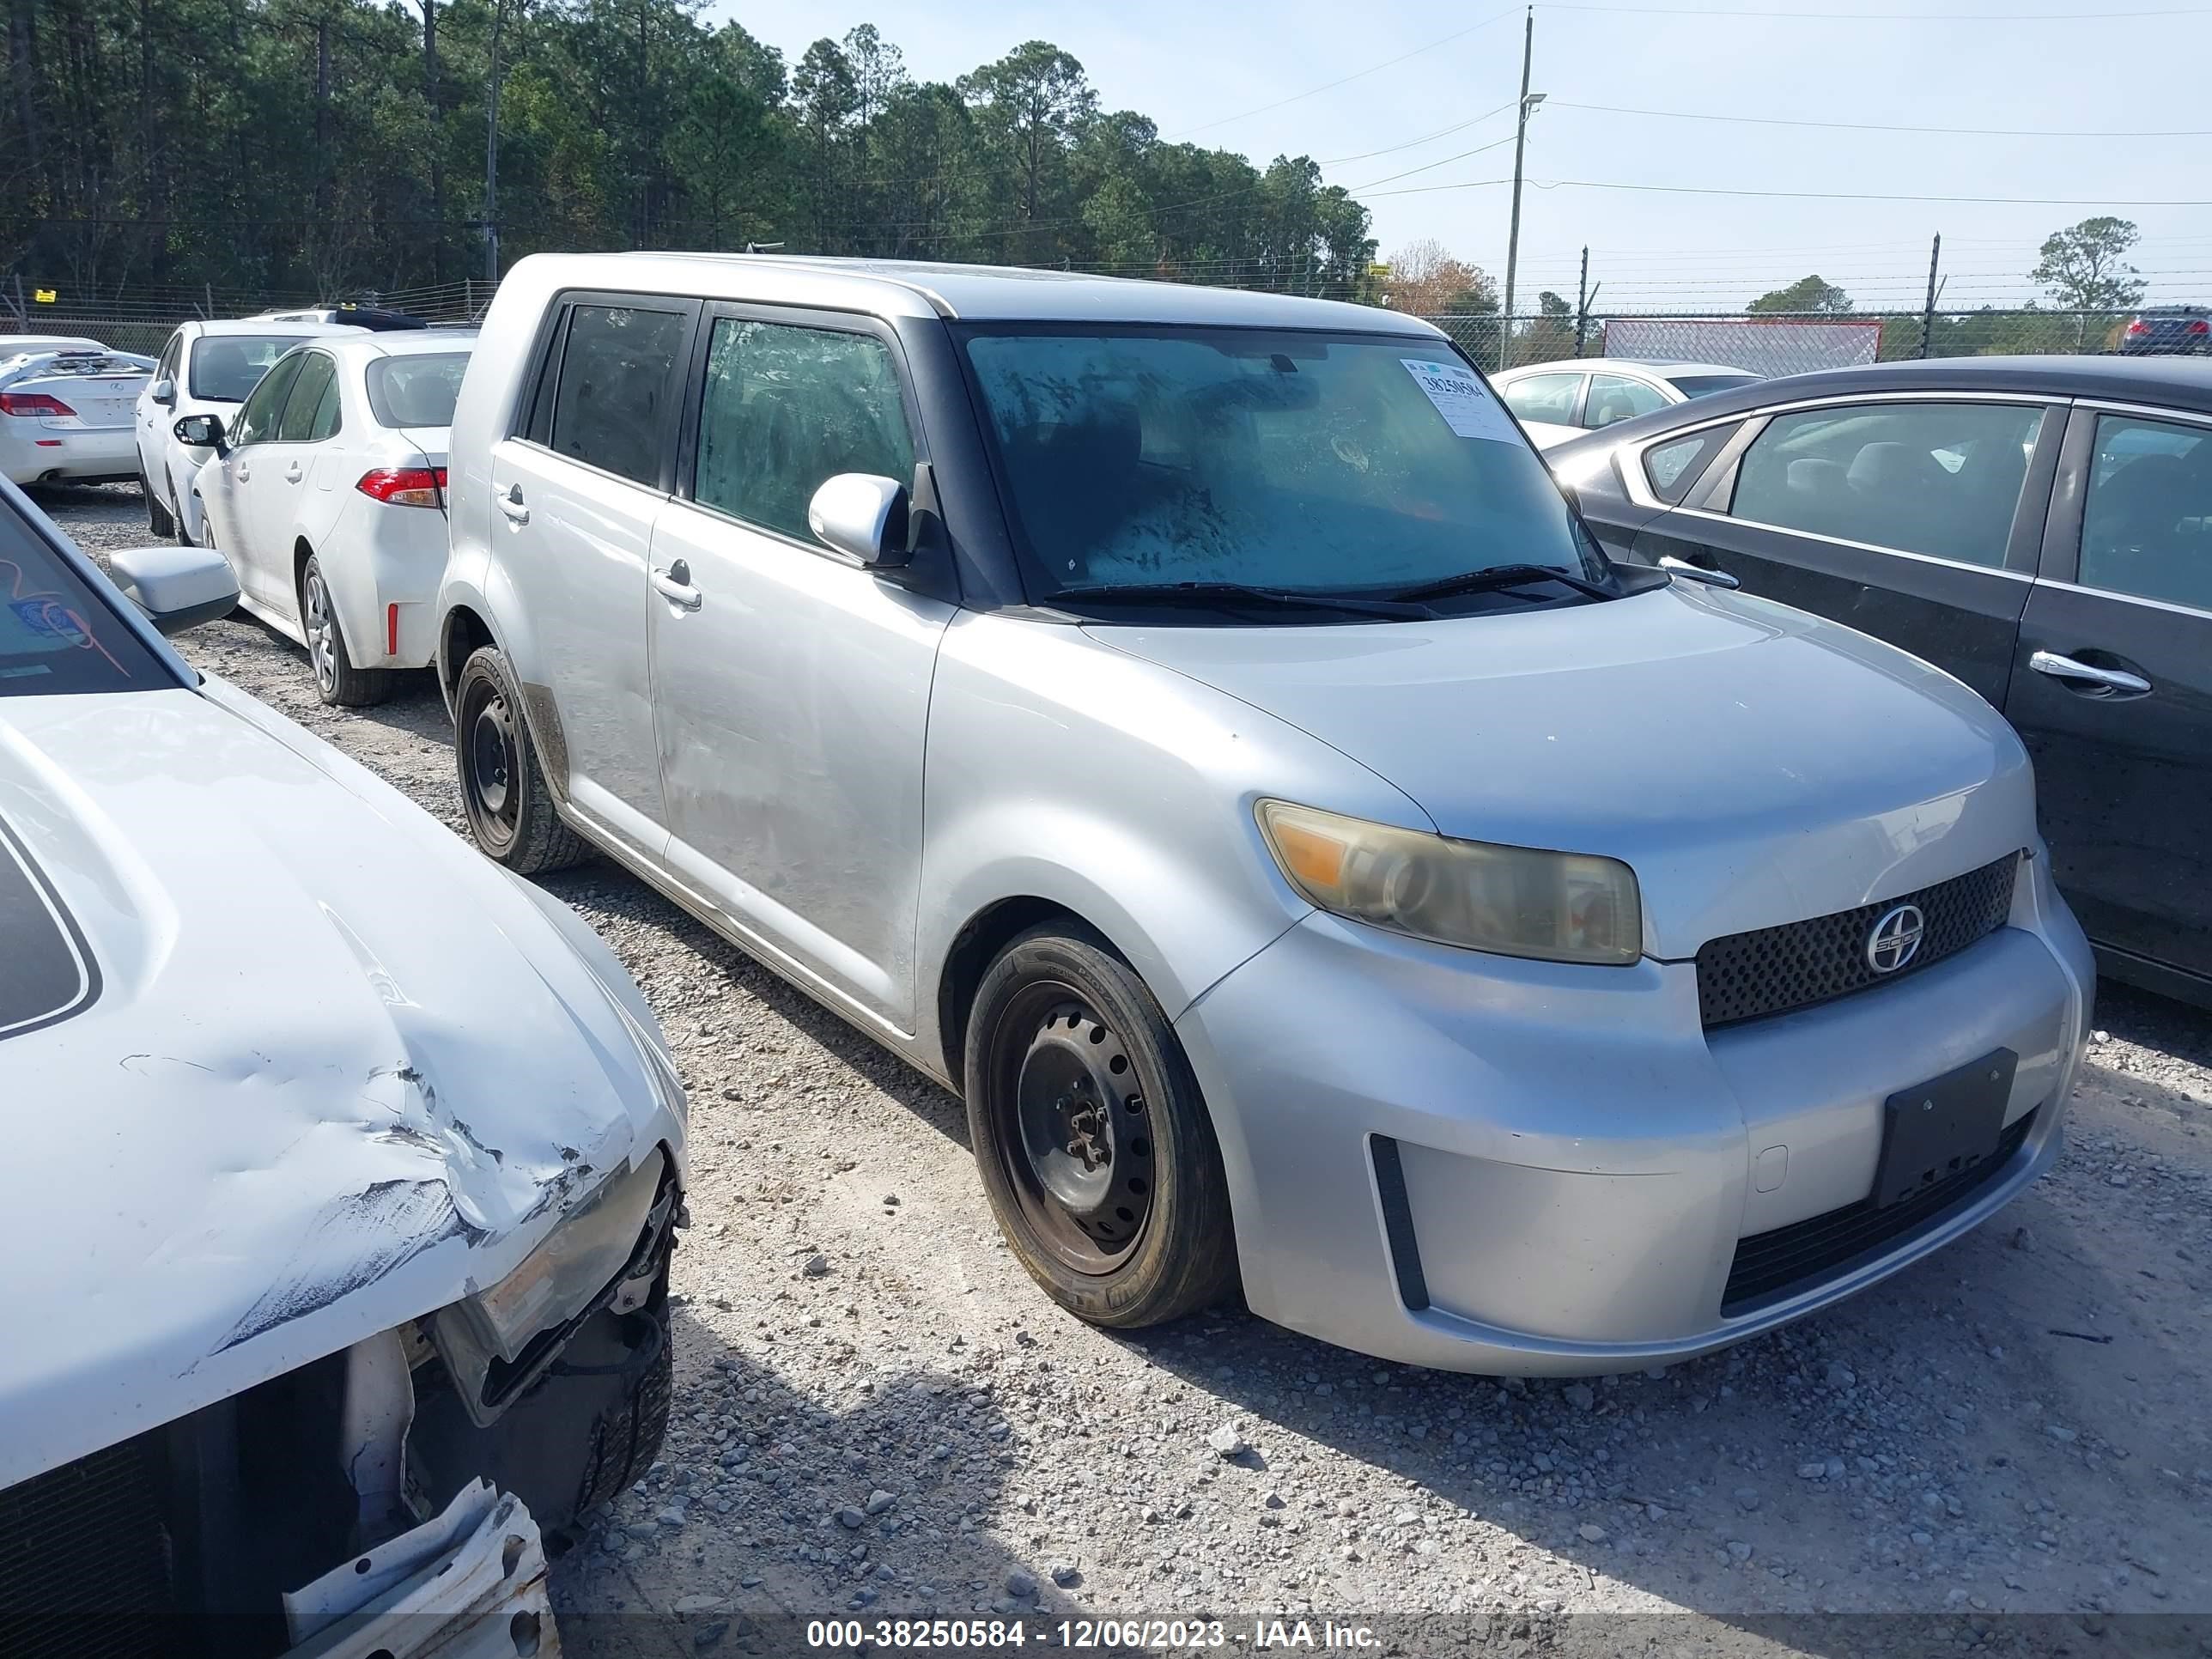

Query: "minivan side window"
left=231, top=353, right=307, bottom=447
left=546, top=303, right=691, bottom=488
left=692, top=318, right=916, bottom=543
left=2080, top=415, right=2212, bottom=611
left=1728, top=400, right=2045, bottom=568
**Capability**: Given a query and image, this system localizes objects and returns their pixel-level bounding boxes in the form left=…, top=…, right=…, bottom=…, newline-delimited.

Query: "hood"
left=0, top=681, right=682, bottom=1489
left=1089, top=582, right=2037, bottom=957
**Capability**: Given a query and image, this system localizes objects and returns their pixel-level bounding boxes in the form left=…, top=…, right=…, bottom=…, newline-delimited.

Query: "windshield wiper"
left=1387, top=562, right=1615, bottom=604
left=1048, top=581, right=1432, bottom=621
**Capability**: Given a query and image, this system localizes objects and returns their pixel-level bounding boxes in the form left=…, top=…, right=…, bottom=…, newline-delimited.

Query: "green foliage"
left=1, top=4, right=1376, bottom=299
left=1747, top=274, right=1853, bottom=314
left=2030, top=216, right=2144, bottom=314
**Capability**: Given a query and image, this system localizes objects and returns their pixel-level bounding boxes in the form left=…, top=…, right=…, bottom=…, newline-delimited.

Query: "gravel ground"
left=43, top=483, right=2212, bottom=1654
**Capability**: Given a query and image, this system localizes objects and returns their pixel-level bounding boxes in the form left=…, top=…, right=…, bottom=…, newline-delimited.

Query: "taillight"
left=2190, top=320, right=2210, bottom=335
left=0, top=392, right=76, bottom=417
left=2126, top=319, right=2151, bottom=335
left=356, top=466, right=447, bottom=507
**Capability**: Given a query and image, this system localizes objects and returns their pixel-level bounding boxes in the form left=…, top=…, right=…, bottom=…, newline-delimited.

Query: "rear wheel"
left=454, top=643, right=586, bottom=874
left=142, top=471, right=174, bottom=538
left=963, top=925, right=1238, bottom=1328
left=301, top=554, right=390, bottom=708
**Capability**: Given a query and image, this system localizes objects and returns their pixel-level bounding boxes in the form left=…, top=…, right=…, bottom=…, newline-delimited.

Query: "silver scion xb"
left=438, top=253, right=2094, bottom=1375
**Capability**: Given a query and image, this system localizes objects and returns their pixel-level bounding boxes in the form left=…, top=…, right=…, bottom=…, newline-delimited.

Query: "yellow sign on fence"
left=32, top=288, right=57, bottom=304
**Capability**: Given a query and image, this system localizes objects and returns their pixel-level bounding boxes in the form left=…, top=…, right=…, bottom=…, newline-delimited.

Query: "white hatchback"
left=186, top=330, right=474, bottom=704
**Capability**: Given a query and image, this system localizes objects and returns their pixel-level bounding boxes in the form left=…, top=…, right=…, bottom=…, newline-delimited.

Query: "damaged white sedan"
left=0, top=475, right=686, bottom=1657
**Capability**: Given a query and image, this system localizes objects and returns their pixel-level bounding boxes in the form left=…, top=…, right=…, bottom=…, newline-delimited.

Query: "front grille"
left=0, top=1438, right=175, bottom=1659
left=1695, top=852, right=2021, bottom=1030
left=1722, top=1108, right=2036, bottom=1315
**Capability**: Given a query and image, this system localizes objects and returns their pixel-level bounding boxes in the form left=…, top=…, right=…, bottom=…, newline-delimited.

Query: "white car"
left=185, top=331, right=474, bottom=705
left=0, top=474, right=685, bottom=1658
left=1493, top=356, right=1765, bottom=449
left=0, top=343, right=154, bottom=485
left=134, top=319, right=365, bottom=547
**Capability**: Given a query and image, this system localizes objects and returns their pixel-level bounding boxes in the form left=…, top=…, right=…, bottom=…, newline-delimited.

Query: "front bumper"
left=1176, top=853, right=2094, bottom=1375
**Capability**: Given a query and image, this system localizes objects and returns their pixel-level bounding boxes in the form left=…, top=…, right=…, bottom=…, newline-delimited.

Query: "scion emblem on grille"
left=1865, top=903, right=1926, bottom=975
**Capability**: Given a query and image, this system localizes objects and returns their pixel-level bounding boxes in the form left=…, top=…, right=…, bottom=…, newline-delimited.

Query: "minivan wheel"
left=454, top=643, right=586, bottom=874
left=142, top=471, right=175, bottom=538
left=963, top=925, right=1239, bottom=1328
left=301, top=555, right=390, bottom=708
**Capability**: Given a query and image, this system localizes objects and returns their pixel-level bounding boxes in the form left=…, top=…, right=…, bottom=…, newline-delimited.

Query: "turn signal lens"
left=1255, top=799, right=1642, bottom=965
left=357, top=465, right=447, bottom=507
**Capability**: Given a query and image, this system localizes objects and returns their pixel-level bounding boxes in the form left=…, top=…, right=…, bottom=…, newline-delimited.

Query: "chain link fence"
left=1418, top=307, right=2175, bottom=376
left=1, top=277, right=493, bottom=357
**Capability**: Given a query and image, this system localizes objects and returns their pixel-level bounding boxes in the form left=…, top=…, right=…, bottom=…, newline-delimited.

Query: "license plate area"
left=1875, top=1048, right=2017, bottom=1209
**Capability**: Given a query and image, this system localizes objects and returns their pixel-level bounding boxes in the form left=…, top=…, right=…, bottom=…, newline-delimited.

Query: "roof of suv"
left=597, top=252, right=1443, bottom=334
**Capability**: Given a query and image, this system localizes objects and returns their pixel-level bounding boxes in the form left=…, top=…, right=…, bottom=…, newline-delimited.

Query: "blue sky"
left=706, top=0, right=2212, bottom=312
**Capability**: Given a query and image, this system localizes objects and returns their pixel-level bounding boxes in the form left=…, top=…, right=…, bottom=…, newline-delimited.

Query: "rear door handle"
left=497, top=484, right=530, bottom=525
left=2029, top=650, right=2152, bottom=697
left=652, top=561, right=702, bottom=611
left=284, top=462, right=303, bottom=483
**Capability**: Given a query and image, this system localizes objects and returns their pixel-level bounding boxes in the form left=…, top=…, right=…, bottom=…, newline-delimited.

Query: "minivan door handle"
left=2028, top=650, right=2151, bottom=698
left=652, top=560, right=702, bottom=611
left=497, top=484, right=530, bottom=526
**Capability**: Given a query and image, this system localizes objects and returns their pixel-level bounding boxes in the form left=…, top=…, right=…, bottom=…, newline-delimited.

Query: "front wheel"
left=301, top=554, right=390, bottom=708
left=453, top=643, right=586, bottom=874
left=963, top=925, right=1239, bottom=1328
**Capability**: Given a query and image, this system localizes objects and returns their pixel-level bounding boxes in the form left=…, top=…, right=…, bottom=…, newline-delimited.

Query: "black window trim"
left=509, top=289, right=705, bottom=496
left=2039, top=397, right=2212, bottom=617
left=1671, top=389, right=2066, bottom=578
left=668, top=299, right=933, bottom=567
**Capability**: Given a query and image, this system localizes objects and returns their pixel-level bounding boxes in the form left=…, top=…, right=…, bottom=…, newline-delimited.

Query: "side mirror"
left=108, top=544, right=238, bottom=635
left=806, top=473, right=910, bottom=569
left=173, top=411, right=225, bottom=453
left=149, top=378, right=176, bottom=408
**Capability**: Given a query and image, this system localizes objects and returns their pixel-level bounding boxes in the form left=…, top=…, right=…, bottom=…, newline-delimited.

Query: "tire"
left=300, top=554, right=390, bottom=708
left=175, top=488, right=198, bottom=547
left=143, top=471, right=175, bottom=538
left=453, top=643, right=586, bottom=874
left=963, top=924, right=1239, bottom=1328
left=568, top=1302, right=673, bottom=1521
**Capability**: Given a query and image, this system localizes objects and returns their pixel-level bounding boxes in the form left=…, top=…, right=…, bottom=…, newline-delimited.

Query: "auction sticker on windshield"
left=1401, top=358, right=1519, bottom=443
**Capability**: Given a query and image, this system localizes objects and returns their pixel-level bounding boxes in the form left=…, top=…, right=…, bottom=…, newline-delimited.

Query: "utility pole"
left=1918, top=232, right=1942, bottom=359
left=1500, top=6, right=1540, bottom=370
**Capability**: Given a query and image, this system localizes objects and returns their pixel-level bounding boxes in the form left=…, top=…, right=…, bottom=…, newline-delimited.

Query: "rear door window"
left=275, top=352, right=337, bottom=443
left=691, top=318, right=916, bottom=542
left=1583, top=374, right=1668, bottom=429
left=230, top=353, right=306, bottom=447
left=2079, top=415, right=2212, bottom=611
left=546, top=303, right=691, bottom=488
left=1728, top=400, right=2045, bottom=568
left=1499, top=373, right=1583, bottom=426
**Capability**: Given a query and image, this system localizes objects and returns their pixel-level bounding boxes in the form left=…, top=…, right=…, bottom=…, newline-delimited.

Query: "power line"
left=1347, top=135, right=1519, bottom=192
left=1163, top=7, right=1519, bottom=139
left=1537, top=2, right=2212, bottom=15
left=1550, top=99, right=2212, bottom=138
left=1365, top=174, right=2212, bottom=207
left=1316, top=101, right=1519, bottom=167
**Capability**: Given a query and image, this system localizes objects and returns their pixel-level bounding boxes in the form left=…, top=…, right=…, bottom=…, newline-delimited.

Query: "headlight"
left=1255, top=799, right=1642, bottom=965
left=464, top=1146, right=667, bottom=1361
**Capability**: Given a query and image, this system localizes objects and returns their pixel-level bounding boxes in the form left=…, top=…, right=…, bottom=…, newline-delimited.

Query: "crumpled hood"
left=1090, top=582, right=2038, bottom=956
left=0, top=680, right=682, bottom=1490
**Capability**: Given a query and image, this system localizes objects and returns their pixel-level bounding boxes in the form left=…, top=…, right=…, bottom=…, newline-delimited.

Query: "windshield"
left=1, top=502, right=166, bottom=695
left=1665, top=373, right=1762, bottom=399
left=958, top=326, right=1604, bottom=606
left=188, top=334, right=308, bottom=402
left=366, top=351, right=470, bottom=428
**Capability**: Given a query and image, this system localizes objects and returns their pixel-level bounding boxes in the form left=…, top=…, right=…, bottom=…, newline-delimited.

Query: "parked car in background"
left=1, top=343, right=154, bottom=485
left=2119, top=304, right=2211, bottom=356
left=1550, top=354, right=2212, bottom=1006
left=134, top=319, right=364, bottom=546
left=437, top=252, right=2090, bottom=1376
left=1493, top=356, right=1765, bottom=448
left=0, top=474, right=684, bottom=1656
left=243, top=302, right=433, bottom=333
left=183, top=331, right=475, bottom=705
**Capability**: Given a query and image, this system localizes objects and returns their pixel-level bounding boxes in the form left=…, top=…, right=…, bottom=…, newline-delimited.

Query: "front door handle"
left=652, top=560, right=702, bottom=611
left=2029, top=650, right=2152, bottom=698
left=284, top=462, right=303, bottom=483
left=497, top=484, right=530, bottom=526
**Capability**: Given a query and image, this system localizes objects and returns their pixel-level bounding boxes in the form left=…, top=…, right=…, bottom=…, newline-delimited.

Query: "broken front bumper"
left=281, top=1480, right=556, bottom=1659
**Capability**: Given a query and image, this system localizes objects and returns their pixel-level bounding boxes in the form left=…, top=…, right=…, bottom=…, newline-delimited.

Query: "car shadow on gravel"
left=549, top=1309, right=1110, bottom=1657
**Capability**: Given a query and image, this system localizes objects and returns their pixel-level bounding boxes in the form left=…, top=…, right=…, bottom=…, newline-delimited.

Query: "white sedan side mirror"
left=109, top=544, right=238, bottom=635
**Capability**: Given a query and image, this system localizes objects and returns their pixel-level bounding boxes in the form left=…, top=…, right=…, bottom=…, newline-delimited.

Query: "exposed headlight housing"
left=1256, top=799, right=1642, bottom=965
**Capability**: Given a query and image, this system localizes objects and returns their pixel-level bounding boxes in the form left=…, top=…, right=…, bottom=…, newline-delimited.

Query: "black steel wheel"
left=964, top=924, right=1238, bottom=1327
left=453, top=644, right=586, bottom=874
